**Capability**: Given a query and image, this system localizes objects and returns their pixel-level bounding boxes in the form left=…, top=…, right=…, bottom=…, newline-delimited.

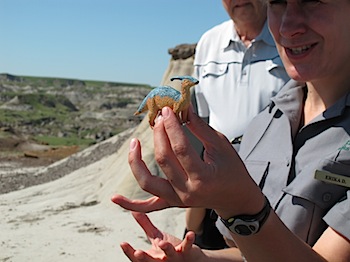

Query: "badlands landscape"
left=0, top=43, right=195, bottom=262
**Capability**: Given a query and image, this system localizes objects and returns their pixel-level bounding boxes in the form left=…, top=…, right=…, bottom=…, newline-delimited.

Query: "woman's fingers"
left=132, top=212, right=163, bottom=240
left=120, top=243, right=158, bottom=262
left=126, top=108, right=240, bottom=210
left=157, top=241, right=178, bottom=258
left=185, top=106, right=232, bottom=155
left=128, top=138, right=185, bottom=207
left=111, top=195, right=170, bottom=213
left=180, top=231, right=196, bottom=253
left=120, top=242, right=139, bottom=261
left=128, top=138, right=165, bottom=192
left=153, top=111, right=190, bottom=188
left=153, top=107, right=204, bottom=188
left=155, top=107, right=247, bottom=209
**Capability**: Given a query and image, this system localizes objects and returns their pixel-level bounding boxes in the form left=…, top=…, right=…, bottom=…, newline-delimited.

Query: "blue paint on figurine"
left=134, top=75, right=199, bottom=127
left=135, top=86, right=181, bottom=114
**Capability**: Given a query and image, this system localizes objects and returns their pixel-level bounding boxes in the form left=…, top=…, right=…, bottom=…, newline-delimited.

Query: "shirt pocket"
left=245, top=159, right=291, bottom=207
left=200, top=62, right=228, bottom=78
left=244, top=160, right=270, bottom=187
left=283, top=159, right=349, bottom=210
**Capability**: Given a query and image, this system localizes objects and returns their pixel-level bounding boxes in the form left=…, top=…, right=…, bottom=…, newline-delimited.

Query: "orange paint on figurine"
left=134, top=76, right=199, bottom=127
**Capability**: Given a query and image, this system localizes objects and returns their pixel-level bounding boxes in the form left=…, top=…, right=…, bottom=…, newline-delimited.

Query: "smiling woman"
left=111, top=0, right=350, bottom=261
left=268, top=0, right=350, bottom=89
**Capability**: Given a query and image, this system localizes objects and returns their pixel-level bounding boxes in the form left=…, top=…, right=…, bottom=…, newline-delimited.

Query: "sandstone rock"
left=168, top=43, right=196, bottom=60
left=117, top=44, right=196, bottom=200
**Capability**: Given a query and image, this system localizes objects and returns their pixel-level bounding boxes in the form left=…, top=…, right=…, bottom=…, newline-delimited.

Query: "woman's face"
left=268, top=0, right=350, bottom=83
left=222, top=0, right=267, bottom=24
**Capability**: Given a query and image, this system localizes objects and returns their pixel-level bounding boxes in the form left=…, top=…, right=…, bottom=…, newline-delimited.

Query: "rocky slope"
left=0, top=74, right=152, bottom=144
left=0, top=43, right=197, bottom=195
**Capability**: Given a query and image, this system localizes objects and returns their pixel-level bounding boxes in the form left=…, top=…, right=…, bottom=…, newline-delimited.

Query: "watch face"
left=231, top=219, right=259, bottom=236
left=234, top=224, right=257, bottom=235
left=223, top=196, right=271, bottom=236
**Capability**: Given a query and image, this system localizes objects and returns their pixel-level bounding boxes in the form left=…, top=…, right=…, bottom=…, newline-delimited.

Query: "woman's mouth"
left=287, top=44, right=315, bottom=55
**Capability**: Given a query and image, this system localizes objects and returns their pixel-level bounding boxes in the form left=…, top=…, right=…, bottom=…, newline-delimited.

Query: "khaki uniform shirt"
left=217, top=80, right=350, bottom=245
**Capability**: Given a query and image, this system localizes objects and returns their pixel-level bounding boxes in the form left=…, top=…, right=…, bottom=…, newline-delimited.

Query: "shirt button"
left=322, top=193, right=332, bottom=202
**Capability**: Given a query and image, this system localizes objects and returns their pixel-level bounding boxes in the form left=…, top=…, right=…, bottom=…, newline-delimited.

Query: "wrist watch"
left=220, top=196, right=271, bottom=236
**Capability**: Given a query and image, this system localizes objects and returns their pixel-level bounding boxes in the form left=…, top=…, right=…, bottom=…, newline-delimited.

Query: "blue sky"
left=0, top=0, right=229, bottom=87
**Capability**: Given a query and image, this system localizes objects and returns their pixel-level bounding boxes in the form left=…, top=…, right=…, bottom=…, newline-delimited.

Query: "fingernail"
left=162, top=107, right=170, bottom=118
left=155, top=113, right=163, bottom=125
left=129, top=138, right=137, bottom=151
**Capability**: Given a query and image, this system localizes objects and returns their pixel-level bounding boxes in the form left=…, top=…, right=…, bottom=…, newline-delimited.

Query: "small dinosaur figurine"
left=134, top=75, right=199, bottom=127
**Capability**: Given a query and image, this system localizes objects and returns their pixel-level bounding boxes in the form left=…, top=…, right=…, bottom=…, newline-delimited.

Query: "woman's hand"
left=121, top=212, right=199, bottom=262
left=112, top=106, right=264, bottom=218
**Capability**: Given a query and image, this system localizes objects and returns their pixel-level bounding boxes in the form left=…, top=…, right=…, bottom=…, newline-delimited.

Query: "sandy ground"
left=0, top=125, right=185, bottom=262
left=0, top=52, right=196, bottom=262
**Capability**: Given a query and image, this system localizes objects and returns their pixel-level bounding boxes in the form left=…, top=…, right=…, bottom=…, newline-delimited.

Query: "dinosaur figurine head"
left=170, top=75, right=199, bottom=90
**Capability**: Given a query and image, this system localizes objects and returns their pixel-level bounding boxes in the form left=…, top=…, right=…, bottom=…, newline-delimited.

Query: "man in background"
left=186, top=0, right=290, bottom=249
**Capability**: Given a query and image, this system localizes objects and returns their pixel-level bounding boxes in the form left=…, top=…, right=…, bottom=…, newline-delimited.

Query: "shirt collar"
left=220, top=20, right=239, bottom=49
left=273, top=81, right=350, bottom=125
left=255, top=21, right=276, bottom=47
left=221, top=20, right=276, bottom=49
left=323, top=91, right=350, bottom=119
